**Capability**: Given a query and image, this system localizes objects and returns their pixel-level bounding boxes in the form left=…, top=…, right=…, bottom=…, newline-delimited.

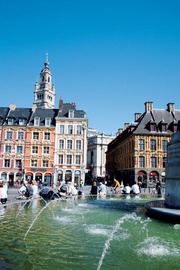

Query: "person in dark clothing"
left=90, top=181, right=98, bottom=195
left=156, top=181, right=162, bottom=196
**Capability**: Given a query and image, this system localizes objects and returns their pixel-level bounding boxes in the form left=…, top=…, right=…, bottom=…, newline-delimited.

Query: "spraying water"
left=97, top=212, right=144, bottom=270
left=24, top=199, right=55, bottom=240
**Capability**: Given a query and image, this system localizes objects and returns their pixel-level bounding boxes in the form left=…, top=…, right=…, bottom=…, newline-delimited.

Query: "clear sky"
left=0, top=0, right=180, bottom=135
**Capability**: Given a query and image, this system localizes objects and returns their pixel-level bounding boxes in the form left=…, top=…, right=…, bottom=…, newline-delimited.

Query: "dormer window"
left=150, top=123, right=156, bottom=131
left=161, top=124, right=167, bottom=132
left=34, top=117, right=40, bottom=126
left=69, top=110, right=74, bottom=118
left=173, top=124, right=178, bottom=132
left=19, top=118, right=25, bottom=126
left=45, top=117, right=51, bottom=127
left=8, top=118, right=14, bottom=125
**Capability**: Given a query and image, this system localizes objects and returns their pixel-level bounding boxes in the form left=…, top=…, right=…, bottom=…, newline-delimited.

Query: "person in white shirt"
left=122, top=183, right=131, bottom=194
left=0, top=181, right=7, bottom=204
left=31, top=180, right=39, bottom=198
left=131, top=182, right=140, bottom=195
left=98, top=182, right=107, bottom=195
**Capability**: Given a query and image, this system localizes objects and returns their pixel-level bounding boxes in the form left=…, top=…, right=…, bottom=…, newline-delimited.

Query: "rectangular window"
left=43, top=160, right=49, bottom=167
left=44, top=132, right=50, bottom=140
left=150, top=124, right=156, bottom=131
left=31, top=160, right=37, bottom=167
left=19, top=118, right=25, bottom=125
left=151, top=157, right=157, bottom=167
left=32, top=146, right=38, bottom=154
left=163, top=157, right=167, bottom=168
left=162, top=140, right=168, bottom=152
left=5, top=145, right=11, bottom=153
left=150, top=140, right=156, bottom=151
left=18, top=131, right=24, bottom=140
left=161, top=124, right=167, bottom=132
left=67, top=140, right=72, bottom=149
left=67, top=155, right=72, bottom=164
left=173, top=125, right=178, bottom=132
left=6, top=131, right=12, bottom=139
left=68, top=125, right=73, bottom=134
left=76, top=140, right=81, bottom=149
left=76, top=155, right=81, bottom=165
left=139, top=156, right=145, bottom=167
left=34, top=117, right=40, bottom=126
left=60, top=125, right=64, bottom=134
left=8, top=118, right=14, bottom=125
left=17, top=146, right=23, bottom=154
left=44, top=147, right=49, bottom=154
left=16, top=160, right=22, bottom=168
left=77, top=125, right=82, bottom=134
left=58, top=154, right=63, bottom=164
left=33, top=132, right=39, bottom=140
left=69, top=110, right=74, bottom=118
left=139, top=139, right=144, bottom=151
left=59, top=140, right=64, bottom=149
left=45, top=117, right=51, bottom=127
left=4, top=159, right=10, bottom=167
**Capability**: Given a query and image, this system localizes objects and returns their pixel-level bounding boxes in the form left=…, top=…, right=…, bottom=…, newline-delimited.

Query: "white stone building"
left=87, top=129, right=115, bottom=180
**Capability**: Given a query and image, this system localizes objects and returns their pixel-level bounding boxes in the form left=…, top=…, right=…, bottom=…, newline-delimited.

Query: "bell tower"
left=33, top=54, right=55, bottom=109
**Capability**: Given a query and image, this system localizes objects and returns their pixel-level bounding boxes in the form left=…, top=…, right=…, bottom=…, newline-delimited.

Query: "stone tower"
left=33, top=54, right=55, bottom=109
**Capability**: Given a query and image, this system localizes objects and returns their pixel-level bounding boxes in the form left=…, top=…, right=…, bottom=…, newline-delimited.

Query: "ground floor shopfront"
left=0, top=167, right=85, bottom=187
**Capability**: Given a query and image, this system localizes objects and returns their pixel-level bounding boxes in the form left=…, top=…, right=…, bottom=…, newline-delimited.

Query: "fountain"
left=1, top=133, right=180, bottom=270
left=0, top=191, right=180, bottom=270
left=145, top=131, right=180, bottom=223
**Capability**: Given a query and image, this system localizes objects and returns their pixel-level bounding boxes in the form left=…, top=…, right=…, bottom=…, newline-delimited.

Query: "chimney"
left=59, top=97, right=63, bottom=111
left=167, top=103, right=174, bottom=113
left=72, top=102, right=76, bottom=109
left=10, top=103, right=16, bottom=111
left=124, top=123, right=130, bottom=129
left=134, top=113, right=141, bottom=121
left=145, top=101, right=153, bottom=112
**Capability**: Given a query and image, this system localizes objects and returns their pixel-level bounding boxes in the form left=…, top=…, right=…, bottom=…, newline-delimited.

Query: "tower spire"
left=46, top=52, right=48, bottom=63
left=33, top=57, right=55, bottom=109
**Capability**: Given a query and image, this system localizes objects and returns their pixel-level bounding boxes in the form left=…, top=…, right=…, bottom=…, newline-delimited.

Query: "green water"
left=0, top=195, right=180, bottom=270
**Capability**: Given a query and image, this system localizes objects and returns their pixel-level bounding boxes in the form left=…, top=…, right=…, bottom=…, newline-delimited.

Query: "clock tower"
left=33, top=54, right=55, bottom=109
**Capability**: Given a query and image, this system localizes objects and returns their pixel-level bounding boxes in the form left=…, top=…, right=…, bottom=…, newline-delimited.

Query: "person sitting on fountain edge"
left=98, top=182, right=107, bottom=196
left=131, top=181, right=140, bottom=195
left=90, top=181, right=98, bottom=196
left=18, top=180, right=30, bottom=198
left=122, top=183, right=131, bottom=194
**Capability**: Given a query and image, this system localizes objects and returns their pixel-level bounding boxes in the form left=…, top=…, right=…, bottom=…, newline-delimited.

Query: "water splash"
left=137, top=236, right=180, bottom=256
left=97, top=212, right=142, bottom=270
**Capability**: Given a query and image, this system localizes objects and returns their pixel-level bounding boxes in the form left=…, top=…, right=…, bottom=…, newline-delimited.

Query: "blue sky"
left=0, top=0, right=180, bottom=134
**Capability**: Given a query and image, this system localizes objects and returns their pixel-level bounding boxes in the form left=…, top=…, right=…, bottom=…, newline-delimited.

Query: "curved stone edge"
left=145, top=200, right=180, bottom=223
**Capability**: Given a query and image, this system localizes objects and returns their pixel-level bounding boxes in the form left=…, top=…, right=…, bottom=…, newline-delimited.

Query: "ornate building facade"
left=106, top=102, right=180, bottom=187
left=0, top=58, right=88, bottom=186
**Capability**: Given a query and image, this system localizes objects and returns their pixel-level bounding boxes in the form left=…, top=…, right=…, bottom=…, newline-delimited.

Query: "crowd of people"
left=89, top=178, right=163, bottom=197
left=0, top=177, right=163, bottom=205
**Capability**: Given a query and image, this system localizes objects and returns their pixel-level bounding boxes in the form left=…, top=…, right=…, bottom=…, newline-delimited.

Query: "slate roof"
left=4, top=107, right=32, bottom=126
left=29, top=108, right=59, bottom=127
left=133, top=108, right=180, bottom=135
left=0, top=107, right=9, bottom=121
left=57, top=103, right=86, bottom=118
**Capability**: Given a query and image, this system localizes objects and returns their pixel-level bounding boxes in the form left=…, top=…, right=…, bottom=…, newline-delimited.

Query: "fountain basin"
left=0, top=195, right=180, bottom=270
left=145, top=200, right=180, bottom=223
